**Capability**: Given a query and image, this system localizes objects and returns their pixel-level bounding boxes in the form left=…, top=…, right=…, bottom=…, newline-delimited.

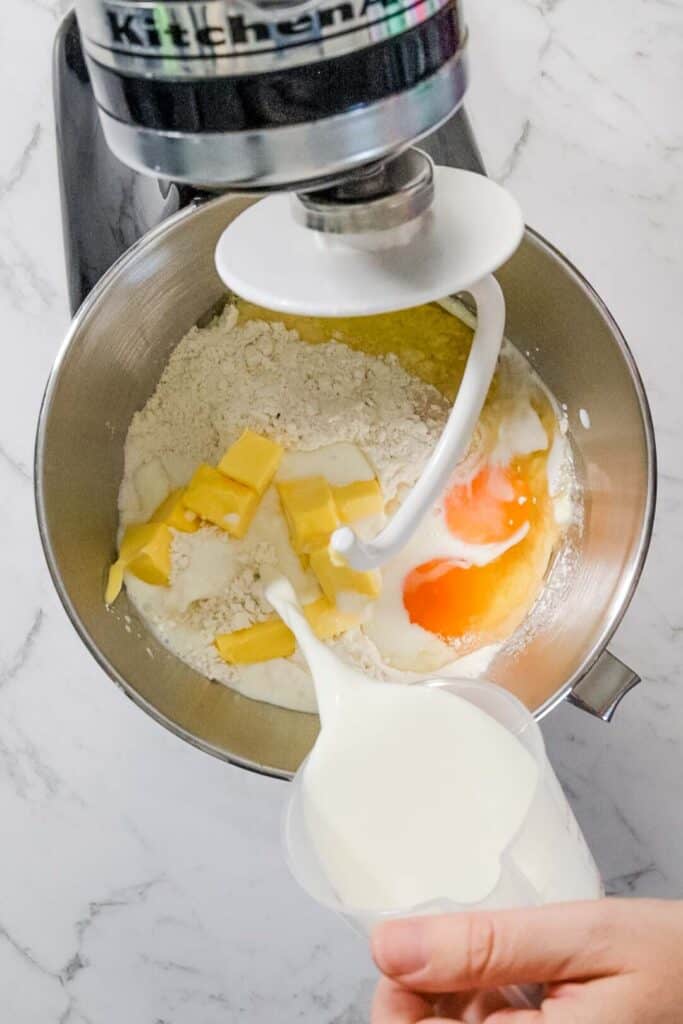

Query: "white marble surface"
left=1, top=0, right=682, bottom=1020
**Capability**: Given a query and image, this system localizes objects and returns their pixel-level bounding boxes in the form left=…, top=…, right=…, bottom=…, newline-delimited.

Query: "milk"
left=305, top=683, right=541, bottom=909
left=269, top=579, right=602, bottom=915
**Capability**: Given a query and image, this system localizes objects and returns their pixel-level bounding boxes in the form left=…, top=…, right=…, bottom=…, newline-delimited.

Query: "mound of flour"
left=118, top=304, right=455, bottom=711
left=120, top=304, right=450, bottom=526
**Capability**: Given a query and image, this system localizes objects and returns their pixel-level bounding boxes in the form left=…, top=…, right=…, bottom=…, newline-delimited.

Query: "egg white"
left=364, top=396, right=550, bottom=672
left=363, top=505, right=529, bottom=672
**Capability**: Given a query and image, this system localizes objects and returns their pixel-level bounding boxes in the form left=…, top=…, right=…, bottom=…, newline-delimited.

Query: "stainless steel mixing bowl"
left=35, top=193, right=656, bottom=779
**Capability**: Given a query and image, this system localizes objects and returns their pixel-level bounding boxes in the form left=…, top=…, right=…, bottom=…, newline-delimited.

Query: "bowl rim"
left=34, top=194, right=657, bottom=778
left=513, top=229, right=657, bottom=719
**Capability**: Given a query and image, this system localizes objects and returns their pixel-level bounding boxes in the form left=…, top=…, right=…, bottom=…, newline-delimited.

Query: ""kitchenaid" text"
left=103, top=0, right=432, bottom=53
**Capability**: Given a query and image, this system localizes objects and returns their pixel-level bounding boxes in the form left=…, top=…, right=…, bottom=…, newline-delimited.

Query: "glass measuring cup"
left=282, top=678, right=603, bottom=1006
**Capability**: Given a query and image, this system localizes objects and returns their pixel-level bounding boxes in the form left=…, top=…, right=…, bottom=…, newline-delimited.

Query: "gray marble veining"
left=1, top=0, right=682, bottom=1019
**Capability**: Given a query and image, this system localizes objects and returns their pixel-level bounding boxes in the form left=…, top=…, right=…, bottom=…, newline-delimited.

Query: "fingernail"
left=372, top=919, right=428, bottom=977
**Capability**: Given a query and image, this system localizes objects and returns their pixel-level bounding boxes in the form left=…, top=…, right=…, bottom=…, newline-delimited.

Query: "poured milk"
left=269, top=579, right=602, bottom=913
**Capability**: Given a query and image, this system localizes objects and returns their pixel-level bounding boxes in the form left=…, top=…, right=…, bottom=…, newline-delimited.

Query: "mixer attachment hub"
left=294, top=150, right=435, bottom=237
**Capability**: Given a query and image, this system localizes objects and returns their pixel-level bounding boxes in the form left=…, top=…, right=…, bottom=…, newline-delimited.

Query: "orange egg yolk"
left=403, top=460, right=542, bottom=640
left=444, top=463, right=533, bottom=544
left=403, top=557, right=507, bottom=639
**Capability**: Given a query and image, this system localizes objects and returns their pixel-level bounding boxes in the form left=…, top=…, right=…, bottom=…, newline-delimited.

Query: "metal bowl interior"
left=36, top=193, right=655, bottom=779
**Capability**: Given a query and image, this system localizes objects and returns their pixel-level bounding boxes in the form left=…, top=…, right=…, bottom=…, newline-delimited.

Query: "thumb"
left=372, top=901, right=626, bottom=993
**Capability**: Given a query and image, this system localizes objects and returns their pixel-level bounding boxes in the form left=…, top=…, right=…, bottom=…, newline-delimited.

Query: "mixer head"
left=71, top=0, right=520, bottom=317
left=72, top=0, right=468, bottom=191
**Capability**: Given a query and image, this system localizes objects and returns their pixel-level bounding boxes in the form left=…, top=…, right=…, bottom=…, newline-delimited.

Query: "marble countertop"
left=1, top=0, right=682, bottom=1020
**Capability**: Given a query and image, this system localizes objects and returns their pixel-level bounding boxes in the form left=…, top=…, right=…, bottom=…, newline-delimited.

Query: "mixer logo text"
left=98, top=0, right=436, bottom=57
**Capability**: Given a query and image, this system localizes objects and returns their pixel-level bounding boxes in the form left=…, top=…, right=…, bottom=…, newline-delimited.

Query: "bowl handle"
left=568, top=651, right=641, bottom=722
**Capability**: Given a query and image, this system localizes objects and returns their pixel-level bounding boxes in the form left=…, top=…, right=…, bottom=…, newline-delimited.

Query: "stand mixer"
left=64, top=0, right=530, bottom=571
left=40, top=2, right=655, bottom=778
left=71, top=0, right=466, bottom=189
left=58, top=1, right=487, bottom=310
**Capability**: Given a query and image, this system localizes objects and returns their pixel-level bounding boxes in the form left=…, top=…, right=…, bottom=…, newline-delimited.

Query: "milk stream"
left=268, top=579, right=602, bottom=913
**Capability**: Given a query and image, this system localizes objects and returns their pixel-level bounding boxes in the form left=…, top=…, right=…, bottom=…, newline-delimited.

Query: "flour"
left=120, top=304, right=449, bottom=525
left=119, top=303, right=455, bottom=711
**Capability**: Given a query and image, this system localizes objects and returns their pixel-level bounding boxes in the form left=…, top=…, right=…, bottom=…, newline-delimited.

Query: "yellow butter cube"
left=184, top=464, right=258, bottom=538
left=304, top=597, right=359, bottom=640
left=277, top=476, right=340, bottom=553
left=332, top=479, right=383, bottom=523
left=150, top=488, right=199, bottom=533
left=218, top=430, right=283, bottom=496
left=214, top=597, right=359, bottom=665
left=105, top=559, right=125, bottom=605
left=105, top=522, right=172, bottom=603
left=119, top=522, right=172, bottom=587
left=185, top=464, right=221, bottom=491
left=215, top=618, right=295, bottom=665
left=309, top=545, right=381, bottom=603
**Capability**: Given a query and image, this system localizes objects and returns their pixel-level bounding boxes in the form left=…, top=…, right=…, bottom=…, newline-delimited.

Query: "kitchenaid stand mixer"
left=41, top=3, right=655, bottom=779
left=56, top=1, right=485, bottom=313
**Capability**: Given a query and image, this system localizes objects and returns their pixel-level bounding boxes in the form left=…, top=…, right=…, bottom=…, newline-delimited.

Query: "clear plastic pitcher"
left=283, top=678, right=603, bottom=936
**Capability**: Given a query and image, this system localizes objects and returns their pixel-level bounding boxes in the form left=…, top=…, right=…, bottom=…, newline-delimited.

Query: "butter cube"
left=214, top=597, right=359, bottom=665
left=215, top=618, right=295, bottom=665
left=304, top=597, right=359, bottom=639
left=332, top=479, right=383, bottom=523
left=309, top=545, right=381, bottom=603
left=277, top=477, right=340, bottom=553
left=184, top=464, right=258, bottom=538
left=186, top=464, right=223, bottom=492
left=150, top=488, right=199, bottom=533
left=105, top=559, right=125, bottom=605
left=120, top=522, right=172, bottom=587
left=218, top=430, right=283, bottom=495
left=105, top=522, right=172, bottom=603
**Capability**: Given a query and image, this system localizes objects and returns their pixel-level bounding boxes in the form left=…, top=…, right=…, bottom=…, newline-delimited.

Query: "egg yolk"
left=444, top=463, right=532, bottom=544
left=403, top=557, right=499, bottom=638
left=403, top=457, right=548, bottom=640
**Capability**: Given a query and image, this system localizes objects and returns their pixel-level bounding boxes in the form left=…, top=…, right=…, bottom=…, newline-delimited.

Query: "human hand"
left=371, top=899, right=683, bottom=1023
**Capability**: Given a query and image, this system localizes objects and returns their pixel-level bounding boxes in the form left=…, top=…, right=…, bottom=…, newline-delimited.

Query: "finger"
left=372, top=901, right=625, bottom=993
left=371, top=977, right=436, bottom=1024
left=485, top=1011, right=543, bottom=1024
left=437, top=989, right=510, bottom=1023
